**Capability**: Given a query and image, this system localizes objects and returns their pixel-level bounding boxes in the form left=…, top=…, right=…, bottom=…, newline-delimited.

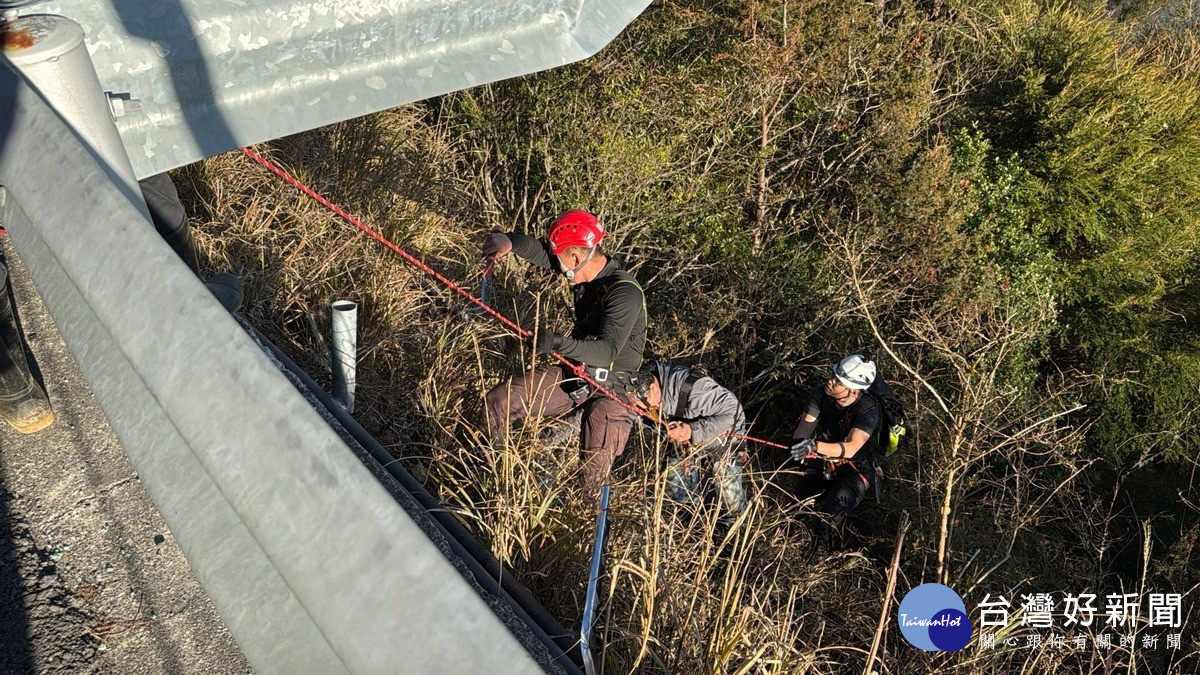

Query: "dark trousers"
left=793, top=462, right=870, bottom=548
left=485, top=366, right=633, bottom=495
left=0, top=264, right=29, bottom=400
left=139, top=173, right=199, bottom=274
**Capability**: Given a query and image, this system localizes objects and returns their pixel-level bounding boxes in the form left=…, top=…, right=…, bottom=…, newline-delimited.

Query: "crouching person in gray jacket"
left=633, top=361, right=748, bottom=520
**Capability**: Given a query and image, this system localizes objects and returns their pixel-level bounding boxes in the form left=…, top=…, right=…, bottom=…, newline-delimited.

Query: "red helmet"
left=547, top=210, right=604, bottom=255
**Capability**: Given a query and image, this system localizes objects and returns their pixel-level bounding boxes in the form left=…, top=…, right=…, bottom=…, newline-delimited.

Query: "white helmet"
left=834, top=354, right=876, bottom=390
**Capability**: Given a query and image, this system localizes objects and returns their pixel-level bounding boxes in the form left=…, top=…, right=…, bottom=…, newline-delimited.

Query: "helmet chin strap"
left=561, top=246, right=597, bottom=282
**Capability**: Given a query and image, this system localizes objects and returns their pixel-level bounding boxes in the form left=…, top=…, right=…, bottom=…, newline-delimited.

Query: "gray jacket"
left=653, top=362, right=746, bottom=448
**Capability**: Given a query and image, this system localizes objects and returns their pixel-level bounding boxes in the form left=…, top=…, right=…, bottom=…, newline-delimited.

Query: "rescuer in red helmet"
left=480, top=209, right=647, bottom=494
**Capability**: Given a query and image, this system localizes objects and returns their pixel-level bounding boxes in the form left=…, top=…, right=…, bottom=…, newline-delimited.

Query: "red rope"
left=240, top=146, right=788, bottom=451
left=242, top=147, right=523, bottom=335
left=729, top=432, right=788, bottom=450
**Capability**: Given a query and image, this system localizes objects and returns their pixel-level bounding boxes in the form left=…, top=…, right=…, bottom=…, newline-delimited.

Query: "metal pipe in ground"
left=330, top=300, right=357, bottom=413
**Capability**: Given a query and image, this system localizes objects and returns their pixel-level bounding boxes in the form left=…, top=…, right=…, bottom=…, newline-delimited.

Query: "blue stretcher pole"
left=580, top=484, right=611, bottom=675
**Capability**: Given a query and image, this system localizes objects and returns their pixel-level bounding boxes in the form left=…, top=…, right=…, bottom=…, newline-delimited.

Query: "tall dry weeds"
left=174, top=0, right=1200, bottom=671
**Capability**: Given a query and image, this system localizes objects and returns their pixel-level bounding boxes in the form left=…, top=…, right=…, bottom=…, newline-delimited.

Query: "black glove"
left=534, top=327, right=561, bottom=356
left=789, top=438, right=816, bottom=462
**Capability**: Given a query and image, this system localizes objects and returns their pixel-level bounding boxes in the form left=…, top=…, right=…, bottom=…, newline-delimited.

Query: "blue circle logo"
left=897, top=583, right=973, bottom=651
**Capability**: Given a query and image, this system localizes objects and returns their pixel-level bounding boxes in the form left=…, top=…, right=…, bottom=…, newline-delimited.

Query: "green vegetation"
left=180, top=0, right=1199, bottom=671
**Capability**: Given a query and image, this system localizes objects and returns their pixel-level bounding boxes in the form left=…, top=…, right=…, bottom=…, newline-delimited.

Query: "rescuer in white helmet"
left=787, top=354, right=880, bottom=554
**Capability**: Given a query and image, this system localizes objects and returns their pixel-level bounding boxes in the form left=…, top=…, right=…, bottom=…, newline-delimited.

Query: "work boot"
left=204, top=273, right=244, bottom=313
left=812, top=522, right=835, bottom=557
left=718, top=506, right=744, bottom=529
left=0, top=263, right=53, bottom=434
left=0, top=385, right=54, bottom=434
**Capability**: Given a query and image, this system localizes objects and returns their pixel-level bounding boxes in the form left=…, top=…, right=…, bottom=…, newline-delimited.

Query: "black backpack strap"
left=675, top=372, right=701, bottom=420
left=604, top=273, right=648, bottom=325
left=854, top=391, right=883, bottom=463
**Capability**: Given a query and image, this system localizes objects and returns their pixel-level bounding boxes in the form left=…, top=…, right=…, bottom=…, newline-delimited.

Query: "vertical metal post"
left=2, top=12, right=149, bottom=221
left=330, top=300, right=357, bottom=413
left=580, top=484, right=611, bottom=675
left=463, top=258, right=494, bottom=319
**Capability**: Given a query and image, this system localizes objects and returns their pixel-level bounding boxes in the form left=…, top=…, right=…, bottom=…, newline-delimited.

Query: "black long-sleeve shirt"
left=509, top=232, right=647, bottom=372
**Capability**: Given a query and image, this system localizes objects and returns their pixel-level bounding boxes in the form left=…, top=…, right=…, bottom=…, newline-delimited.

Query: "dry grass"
left=173, top=15, right=1200, bottom=666
left=179, top=122, right=887, bottom=672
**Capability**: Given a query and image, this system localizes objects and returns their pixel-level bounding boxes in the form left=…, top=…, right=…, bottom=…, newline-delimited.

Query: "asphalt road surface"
left=0, top=236, right=251, bottom=674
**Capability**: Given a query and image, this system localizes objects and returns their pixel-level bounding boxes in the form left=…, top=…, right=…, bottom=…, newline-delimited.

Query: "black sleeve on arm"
left=805, top=386, right=823, bottom=417
left=508, top=232, right=554, bottom=269
left=553, top=281, right=641, bottom=368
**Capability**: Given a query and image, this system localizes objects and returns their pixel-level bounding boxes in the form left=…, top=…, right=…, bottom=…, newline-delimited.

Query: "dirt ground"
left=0, top=237, right=251, bottom=674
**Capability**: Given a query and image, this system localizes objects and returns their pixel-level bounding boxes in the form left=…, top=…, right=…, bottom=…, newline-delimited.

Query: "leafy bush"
left=955, top=1, right=1200, bottom=462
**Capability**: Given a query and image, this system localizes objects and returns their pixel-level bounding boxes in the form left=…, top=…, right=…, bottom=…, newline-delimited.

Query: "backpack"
left=866, top=374, right=906, bottom=458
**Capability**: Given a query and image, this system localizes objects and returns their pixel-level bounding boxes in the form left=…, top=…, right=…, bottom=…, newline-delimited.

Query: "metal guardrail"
left=0, top=67, right=545, bottom=674
left=39, top=0, right=653, bottom=177
left=245, top=316, right=581, bottom=674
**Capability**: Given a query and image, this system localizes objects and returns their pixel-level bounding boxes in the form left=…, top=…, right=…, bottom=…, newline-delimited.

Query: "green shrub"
left=960, top=1, right=1200, bottom=461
